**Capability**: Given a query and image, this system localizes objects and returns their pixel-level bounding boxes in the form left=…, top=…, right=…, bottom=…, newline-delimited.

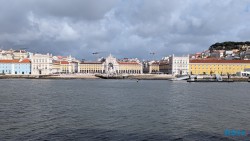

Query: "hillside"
left=209, top=41, right=250, bottom=51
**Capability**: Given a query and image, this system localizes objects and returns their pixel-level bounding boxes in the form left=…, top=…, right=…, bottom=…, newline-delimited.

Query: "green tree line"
left=209, top=41, right=250, bottom=51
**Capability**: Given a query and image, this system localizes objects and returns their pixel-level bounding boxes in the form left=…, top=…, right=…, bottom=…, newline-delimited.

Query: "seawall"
left=0, top=74, right=99, bottom=79
left=95, top=74, right=175, bottom=80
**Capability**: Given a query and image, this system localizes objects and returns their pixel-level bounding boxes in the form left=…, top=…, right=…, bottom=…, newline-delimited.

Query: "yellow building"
left=118, top=62, right=142, bottom=74
left=149, top=62, right=159, bottom=73
left=189, top=60, right=250, bottom=75
left=79, top=61, right=142, bottom=74
left=60, top=61, right=71, bottom=73
left=78, top=55, right=143, bottom=74
left=79, top=62, right=104, bottom=74
left=143, top=61, right=160, bottom=74
left=52, top=61, right=61, bottom=74
left=52, top=61, right=77, bottom=74
left=159, top=61, right=169, bottom=74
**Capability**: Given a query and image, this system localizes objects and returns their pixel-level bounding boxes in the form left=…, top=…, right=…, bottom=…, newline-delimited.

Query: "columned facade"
left=104, top=54, right=119, bottom=74
left=169, top=54, right=189, bottom=75
left=189, top=60, right=250, bottom=75
left=30, top=53, right=52, bottom=75
left=78, top=54, right=143, bottom=74
left=79, top=62, right=104, bottom=74
left=118, top=62, right=143, bottom=74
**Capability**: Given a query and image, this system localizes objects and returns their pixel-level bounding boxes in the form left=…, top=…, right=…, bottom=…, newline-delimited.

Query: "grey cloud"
left=0, top=0, right=250, bottom=60
left=33, top=0, right=118, bottom=20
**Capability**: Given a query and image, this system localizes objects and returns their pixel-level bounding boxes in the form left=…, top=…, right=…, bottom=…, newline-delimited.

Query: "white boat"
left=170, top=75, right=190, bottom=81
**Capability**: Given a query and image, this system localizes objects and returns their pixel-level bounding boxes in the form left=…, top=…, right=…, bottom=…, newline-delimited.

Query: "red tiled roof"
left=151, top=62, right=159, bottom=65
left=0, top=59, right=30, bottom=63
left=52, top=61, right=60, bottom=65
left=0, top=60, right=17, bottom=63
left=190, top=59, right=250, bottom=63
left=60, top=61, right=69, bottom=64
left=20, top=59, right=30, bottom=63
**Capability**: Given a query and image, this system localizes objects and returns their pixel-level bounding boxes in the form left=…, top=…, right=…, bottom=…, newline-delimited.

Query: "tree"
left=209, top=41, right=250, bottom=51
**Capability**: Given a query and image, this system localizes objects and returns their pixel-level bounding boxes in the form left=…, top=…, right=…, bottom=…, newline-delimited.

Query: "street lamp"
left=92, top=52, right=100, bottom=61
left=150, top=52, right=156, bottom=61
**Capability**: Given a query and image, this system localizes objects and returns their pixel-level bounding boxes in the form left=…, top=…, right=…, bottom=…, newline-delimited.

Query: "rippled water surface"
left=0, top=79, right=250, bottom=141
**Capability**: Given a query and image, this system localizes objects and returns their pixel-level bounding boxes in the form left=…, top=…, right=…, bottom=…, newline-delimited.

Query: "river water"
left=0, top=79, right=249, bottom=141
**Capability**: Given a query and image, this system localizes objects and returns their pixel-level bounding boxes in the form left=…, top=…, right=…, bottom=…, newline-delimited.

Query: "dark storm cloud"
left=0, top=0, right=250, bottom=60
left=33, top=0, right=118, bottom=20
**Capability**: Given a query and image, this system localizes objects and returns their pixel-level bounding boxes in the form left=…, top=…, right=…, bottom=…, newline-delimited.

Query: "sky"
left=0, top=0, right=250, bottom=60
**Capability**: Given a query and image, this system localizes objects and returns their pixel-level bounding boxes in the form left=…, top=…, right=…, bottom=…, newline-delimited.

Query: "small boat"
left=170, top=75, right=190, bottom=81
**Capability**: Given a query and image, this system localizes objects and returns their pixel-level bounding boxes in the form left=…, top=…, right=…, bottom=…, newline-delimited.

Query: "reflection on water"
left=0, top=79, right=249, bottom=141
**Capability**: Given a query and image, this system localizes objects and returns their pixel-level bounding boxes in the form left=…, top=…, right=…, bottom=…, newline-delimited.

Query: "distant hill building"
left=210, top=50, right=225, bottom=58
left=13, top=50, right=29, bottom=59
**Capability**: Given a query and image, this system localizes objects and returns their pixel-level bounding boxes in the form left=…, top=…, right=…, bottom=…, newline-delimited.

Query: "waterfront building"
left=149, top=61, right=159, bottom=73
left=142, top=61, right=149, bottom=73
left=118, top=61, right=143, bottom=74
left=0, top=61, right=11, bottom=74
left=71, top=61, right=79, bottom=73
left=168, top=54, right=189, bottom=75
left=104, top=54, right=120, bottom=74
left=60, top=61, right=78, bottom=74
left=159, top=60, right=169, bottom=74
left=143, top=61, right=160, bottom=74
left=79, top=61, right=104, bottom=74
left=60, top=61, right=71, bottom=73
left=116, top=57, right=142, bottom=74
left=189, top=59, right=250, bottom=75
left=52, top=61, right=61, bottom=74
left=30, top=53, right=52, bottom=75
left=78, top=54, right=143, bottom=74
left=0, top=59, right=31, bottom=74
left=51, top=61, right=79, bottom=74
left=52, top=55, right=79, bottom=74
